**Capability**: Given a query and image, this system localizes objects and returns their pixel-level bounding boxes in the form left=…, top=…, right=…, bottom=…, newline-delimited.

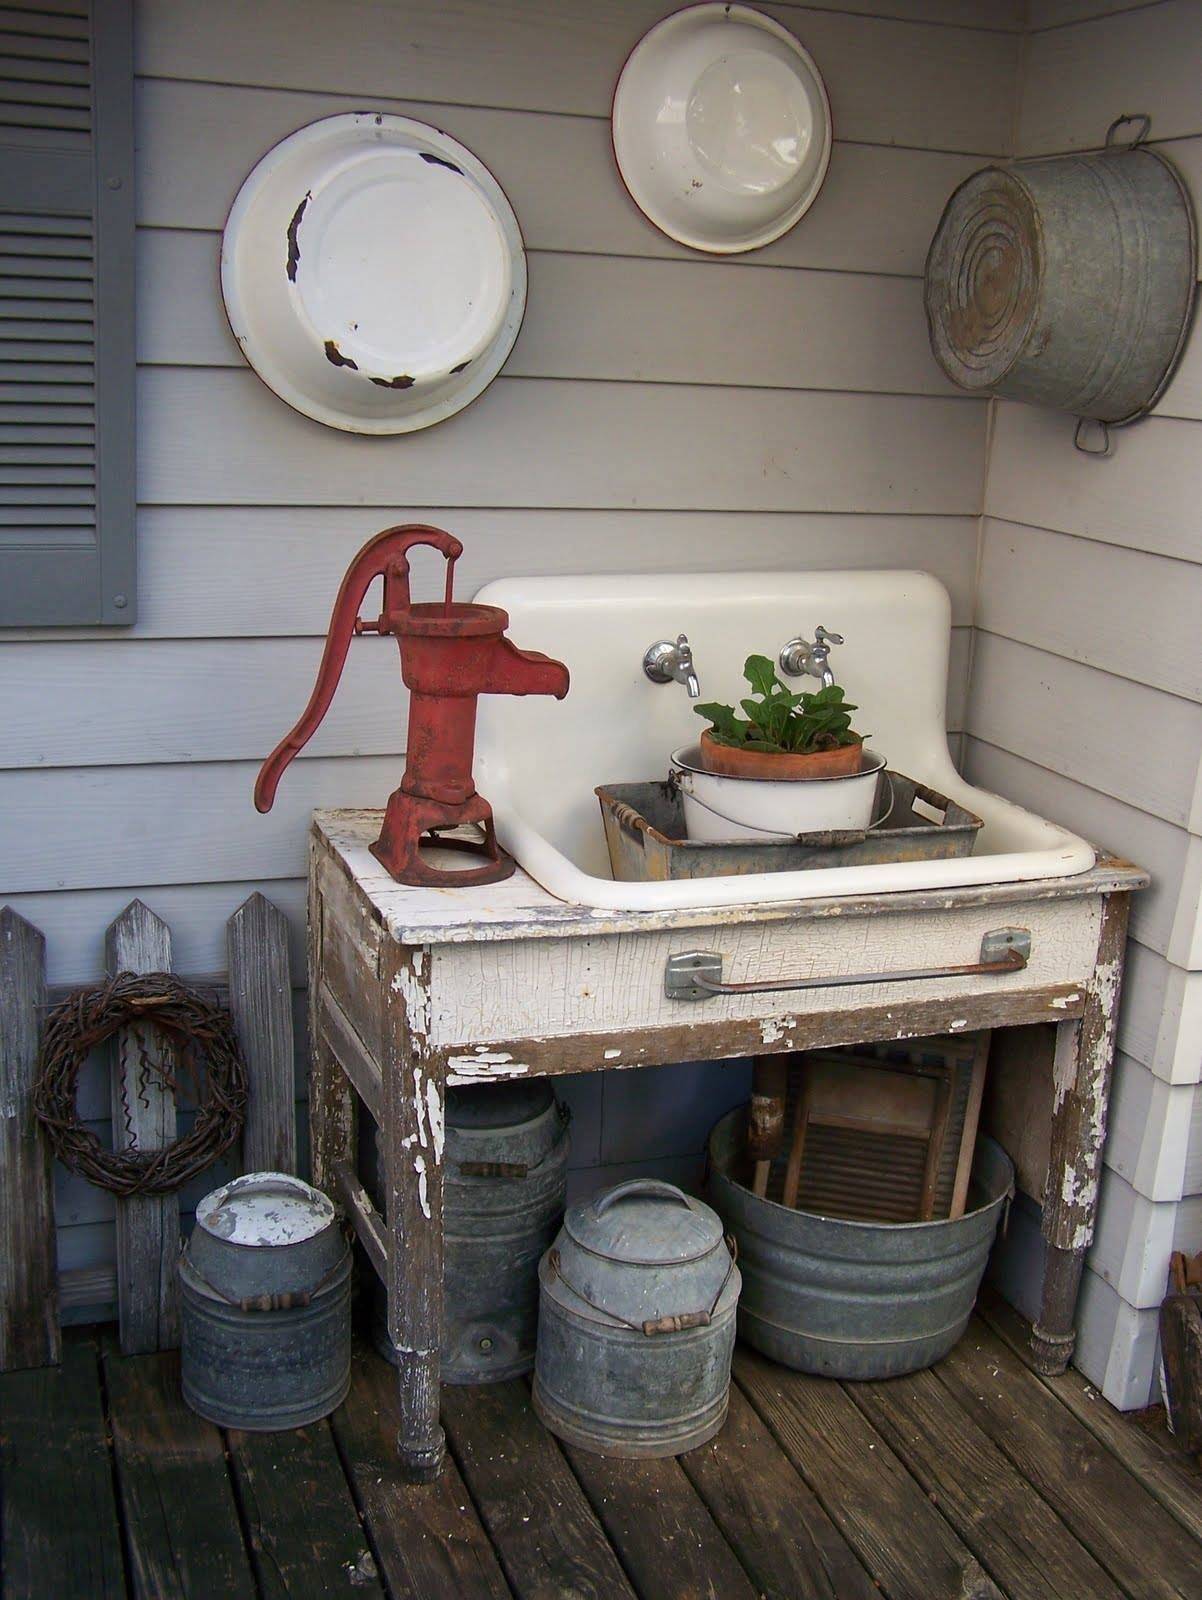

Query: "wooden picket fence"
left=0, top=893, right=296, bottom=1372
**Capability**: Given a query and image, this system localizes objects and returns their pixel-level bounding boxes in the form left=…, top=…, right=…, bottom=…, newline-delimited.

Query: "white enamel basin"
left=472, top=570, right=1095, bottom=910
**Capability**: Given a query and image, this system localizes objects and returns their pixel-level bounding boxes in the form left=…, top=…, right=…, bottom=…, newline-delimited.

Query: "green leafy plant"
left=694, top=655, right=863, bottom=755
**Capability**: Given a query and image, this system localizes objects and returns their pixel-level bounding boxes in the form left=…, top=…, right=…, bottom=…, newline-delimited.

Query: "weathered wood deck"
left=2, top=1295, right=1198, bottom=1600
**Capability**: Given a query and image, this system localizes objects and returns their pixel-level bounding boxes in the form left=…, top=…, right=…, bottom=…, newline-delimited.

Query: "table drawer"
left=430, top=897, right=1100, bottom=1079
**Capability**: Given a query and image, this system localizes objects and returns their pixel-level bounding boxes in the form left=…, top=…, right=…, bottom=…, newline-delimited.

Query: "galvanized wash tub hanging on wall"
left=925, top=116, right=1197, bottom=453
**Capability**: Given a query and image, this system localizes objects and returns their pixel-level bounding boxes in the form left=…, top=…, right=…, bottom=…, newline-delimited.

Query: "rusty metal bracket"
left=664, top=928, right=1031, bottom=1002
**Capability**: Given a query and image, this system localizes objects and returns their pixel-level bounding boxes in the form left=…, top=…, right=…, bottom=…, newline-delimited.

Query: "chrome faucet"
left=779, top=625, right=843, bottom=687
left=643, top=633, right=701, bottom=698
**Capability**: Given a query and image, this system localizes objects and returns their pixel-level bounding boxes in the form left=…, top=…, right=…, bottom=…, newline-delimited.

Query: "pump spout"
left=487, top=637, right=570, bottom=700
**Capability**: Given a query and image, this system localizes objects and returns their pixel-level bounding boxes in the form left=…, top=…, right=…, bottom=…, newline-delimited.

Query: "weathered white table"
left=309, top=808, right=1147, bottom=1480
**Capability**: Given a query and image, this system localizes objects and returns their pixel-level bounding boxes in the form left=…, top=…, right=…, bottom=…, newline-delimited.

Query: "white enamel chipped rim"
left=221, top=113, right=527, bottom=433
left=612, top=3, right=832, bottom=254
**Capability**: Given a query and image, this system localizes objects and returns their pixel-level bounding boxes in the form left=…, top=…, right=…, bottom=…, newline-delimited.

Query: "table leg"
left=1033, top=893, right=1131, bottom=1376
left=308, top=856, right=355, bottom=1194
left=381, top=944, right=445, bottom=1481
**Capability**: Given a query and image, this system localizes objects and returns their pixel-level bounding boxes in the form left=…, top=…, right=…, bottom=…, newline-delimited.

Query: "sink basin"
left=472, top=570, right=1095, bottom=910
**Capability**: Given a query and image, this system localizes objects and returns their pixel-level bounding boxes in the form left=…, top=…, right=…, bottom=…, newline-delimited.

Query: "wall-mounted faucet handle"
left=644, top=633, right=701, bottom=698
left=779, top=624, right=843, bottom=688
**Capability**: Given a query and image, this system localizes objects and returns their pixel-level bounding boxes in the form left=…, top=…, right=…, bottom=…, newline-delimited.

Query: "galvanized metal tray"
left=595, top=772, right=982, bottom=882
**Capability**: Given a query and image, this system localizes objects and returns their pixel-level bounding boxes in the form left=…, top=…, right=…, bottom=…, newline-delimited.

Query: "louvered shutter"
left=0, top=0, right=134, bottom=625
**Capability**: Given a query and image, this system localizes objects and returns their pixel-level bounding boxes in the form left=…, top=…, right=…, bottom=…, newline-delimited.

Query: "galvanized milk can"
left=925, top=116, right=1197, bottom=448
left=180, top=1172, right=351, bottom=1429
left=533, top=1179, right=740, bottom=1457
left=374, top=1079, right=570, bottom=1382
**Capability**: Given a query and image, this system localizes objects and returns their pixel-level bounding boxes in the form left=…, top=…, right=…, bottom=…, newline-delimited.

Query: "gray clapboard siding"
left=1027, top=1, right=1170, bottom=27
left=984, top=402, right=1202, bottom=563
left=0, top=756, right=402, bottom=893
left=1185, top=1089, right=1202, bottom=1193
left=1105, top=1050, right=1196, bottom=1200
left=1018, top=0, right=1202, bottom=151
left=0, top=627, right=974, bottom=769
left=967, top=632, right=1202, bottom=826
left=138, top=369, right=987, bottom=512
left=135, top=79, right=987, bottom=277
left=135, top=0, right=1018, bottom=152
left=963, top=738, right=1189, bottom=958
left=1113, top=939, right=1202, bottom=1087
left=1, top=509, right=983, bottom=643
left=0, top=880, right=307, bottom=985
left=136, top=230, right=959, bottom=397
left=976, top=518, right=1202, bottom=702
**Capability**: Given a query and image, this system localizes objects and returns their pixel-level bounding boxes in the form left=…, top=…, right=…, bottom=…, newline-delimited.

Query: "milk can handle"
left=595, top=1179, right=694, bottom=1215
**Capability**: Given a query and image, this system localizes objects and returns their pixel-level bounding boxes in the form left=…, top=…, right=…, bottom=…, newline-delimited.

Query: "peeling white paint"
left=447, top=1054, right=530, bottom=1083
left=1050, top=992, right=1081, bottom=1009
left=759, top=1015, right=796, bottom=1045
left=414, top=1152, right=430, bottom=1220
left=412, top=1062, right=429, bottom=1149
left=603, top=1048, right=621, bottom=1060
left=949, top=1019, right=968, bottom=1031
left=391, top=962, right=430, bottom=1042
left=426, top=1078, right=444, bottom=1161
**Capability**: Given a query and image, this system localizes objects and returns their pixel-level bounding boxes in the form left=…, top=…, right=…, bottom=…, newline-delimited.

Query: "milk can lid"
left=564, top=1179, right=724, bottom=1266
left=196, top=1172, right=335, bottom=1248
left=447, top=1079, right=554, bottom=1130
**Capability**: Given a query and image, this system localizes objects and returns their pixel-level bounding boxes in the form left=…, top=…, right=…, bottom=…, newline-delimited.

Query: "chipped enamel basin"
left=472, top=570, right=1095, bottom=910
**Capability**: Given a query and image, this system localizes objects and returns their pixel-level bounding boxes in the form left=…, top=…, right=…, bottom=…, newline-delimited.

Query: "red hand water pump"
left=254, top=525, right=569, bottom=887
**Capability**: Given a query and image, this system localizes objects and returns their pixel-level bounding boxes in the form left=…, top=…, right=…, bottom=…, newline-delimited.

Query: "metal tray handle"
left=665, top=928, right=1031, bottom=1002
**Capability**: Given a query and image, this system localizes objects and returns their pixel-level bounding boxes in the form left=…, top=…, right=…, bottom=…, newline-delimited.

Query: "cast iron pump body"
left=254, top=524, right=570, bottom=886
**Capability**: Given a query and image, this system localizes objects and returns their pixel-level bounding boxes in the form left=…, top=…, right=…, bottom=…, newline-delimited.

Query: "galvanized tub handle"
left=1074, top=416, right=1113, bottom=457
left=595, top=1178, right=695, bottom=1215
left=546, top=1232, right=738, bottom=1337
left=1106, top=112, right=1151, bottom=149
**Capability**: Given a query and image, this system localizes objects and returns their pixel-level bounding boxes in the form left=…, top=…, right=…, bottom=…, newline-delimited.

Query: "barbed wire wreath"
left=35, top=972, right=248, bottom=1197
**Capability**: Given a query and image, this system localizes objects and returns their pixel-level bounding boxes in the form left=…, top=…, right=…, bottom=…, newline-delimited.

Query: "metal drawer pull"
left=664, top=928, right=1031, bottom=1002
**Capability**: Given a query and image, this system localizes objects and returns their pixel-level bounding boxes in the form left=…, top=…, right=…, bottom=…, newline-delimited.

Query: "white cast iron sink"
left=472, top=570, right=1095, bottom=910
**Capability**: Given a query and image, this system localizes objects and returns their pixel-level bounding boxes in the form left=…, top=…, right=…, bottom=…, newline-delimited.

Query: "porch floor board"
left=2, top=1311, right=1199, bottom=1600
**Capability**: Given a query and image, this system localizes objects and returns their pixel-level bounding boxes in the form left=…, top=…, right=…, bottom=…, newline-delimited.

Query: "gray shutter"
left=0, top=0, right=134, bottom=626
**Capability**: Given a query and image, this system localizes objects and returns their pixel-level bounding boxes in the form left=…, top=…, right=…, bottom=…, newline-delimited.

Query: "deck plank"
left=979, top=1292, right=1202, bottom=1545
left=562, top=1436, right=760, bottom=1600
left=102, top=1335, right=256, bottom=1600
left=329, top=1352, right=510, bottom=1599
left=0, top=1332, right=125, bottom=1599
left=935, top=1319, right=1201, bottom=1600
left=735, top=1348, right=1004, bottom=1600
left=851, top=1362, right=1125, bottom=1600
left=442, top=1379, right=638, bottom=1600
left=228, top=1417, right=385, bottom=1598
left=679, top=1384, right=878, bottom=1600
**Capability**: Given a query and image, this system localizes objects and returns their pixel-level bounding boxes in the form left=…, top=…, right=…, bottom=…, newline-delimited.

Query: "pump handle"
left=254, top=524, right=462, bottom=813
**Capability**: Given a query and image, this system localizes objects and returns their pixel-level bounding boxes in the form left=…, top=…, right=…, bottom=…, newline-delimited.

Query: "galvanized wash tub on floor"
left=707, top=1110, right=1014, bottom=1379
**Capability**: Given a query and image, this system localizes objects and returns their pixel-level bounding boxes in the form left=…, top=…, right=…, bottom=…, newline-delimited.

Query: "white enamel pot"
left=670, top=745, right=888, bottom=842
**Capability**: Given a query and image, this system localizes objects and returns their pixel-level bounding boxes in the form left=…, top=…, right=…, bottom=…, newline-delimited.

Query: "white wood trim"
left=135, top=79, right=990, bottom=277
left=137, top=369, right=987, bottom=513
left=976, top=518, right=1202, bottom=702
left=136, top=229, right=960, bottom=398
left=967, top=632, right=1202, bottom=827
left=135, top=0, right=1018, bottom=151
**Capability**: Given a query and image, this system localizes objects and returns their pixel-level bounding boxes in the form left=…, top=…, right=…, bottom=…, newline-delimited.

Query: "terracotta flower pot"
left=698, top=729, right=864, bottom=780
